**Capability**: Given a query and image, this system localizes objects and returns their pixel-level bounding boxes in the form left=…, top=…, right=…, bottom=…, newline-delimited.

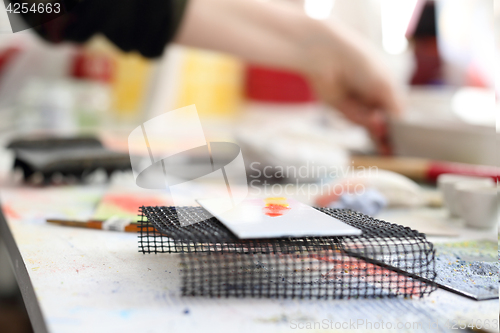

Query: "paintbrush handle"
left=352, top=156, right=428, bottom=180
left=46, top=219, right=102, bottom=229
left=46, top=219, right=147, bottom=233
left=351, top=156, right=499, bottom=183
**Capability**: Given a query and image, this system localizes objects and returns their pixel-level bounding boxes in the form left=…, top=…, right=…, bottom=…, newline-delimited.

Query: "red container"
left=245, top=65, right=315, bottom=103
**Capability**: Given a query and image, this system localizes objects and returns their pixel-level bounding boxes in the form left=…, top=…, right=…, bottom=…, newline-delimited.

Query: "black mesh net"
left=138, top=206, right=437, bottom=299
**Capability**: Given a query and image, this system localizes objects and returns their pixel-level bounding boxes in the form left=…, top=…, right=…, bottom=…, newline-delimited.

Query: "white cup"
left=455, top=182, right=497, bottom=229
left=437, top=174, right=495, bottom=217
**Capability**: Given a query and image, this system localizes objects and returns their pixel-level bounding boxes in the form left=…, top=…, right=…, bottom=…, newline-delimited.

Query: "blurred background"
left=0, top=0, right=497, bottom=332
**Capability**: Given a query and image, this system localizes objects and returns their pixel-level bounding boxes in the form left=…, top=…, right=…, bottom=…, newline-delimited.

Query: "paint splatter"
left=92, top=192, right=171, bottom=221
left=106, top=195, right=166, bottom=214
left=263, top=197, right=291, bottom=217
left=432, top=241, right=499, bottom=298
left=2, top=204, right=20, bottom=219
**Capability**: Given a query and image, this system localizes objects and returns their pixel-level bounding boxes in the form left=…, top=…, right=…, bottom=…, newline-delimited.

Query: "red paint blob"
left=263, top=204, right=291, bottom=217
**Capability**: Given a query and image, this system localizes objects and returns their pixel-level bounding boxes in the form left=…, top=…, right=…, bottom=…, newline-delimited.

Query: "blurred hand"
left=302, top=22, right=402, bottom=154
left=176, top=0, right=402, bottom=153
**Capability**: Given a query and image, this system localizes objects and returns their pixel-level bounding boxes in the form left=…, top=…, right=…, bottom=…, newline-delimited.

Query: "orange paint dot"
left=263, top=197, right=291, bottom=217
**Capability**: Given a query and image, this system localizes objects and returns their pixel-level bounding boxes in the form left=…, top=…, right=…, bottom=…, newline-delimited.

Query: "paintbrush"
left=46, top=218, right=149, bottom=233
left=352, top=156, right=499, bottom=183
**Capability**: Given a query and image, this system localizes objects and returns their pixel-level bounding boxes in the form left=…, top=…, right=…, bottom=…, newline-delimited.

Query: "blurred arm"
left=175, top=0, right=402, bottom=153
left=174, top=0, right=316, bottom=74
